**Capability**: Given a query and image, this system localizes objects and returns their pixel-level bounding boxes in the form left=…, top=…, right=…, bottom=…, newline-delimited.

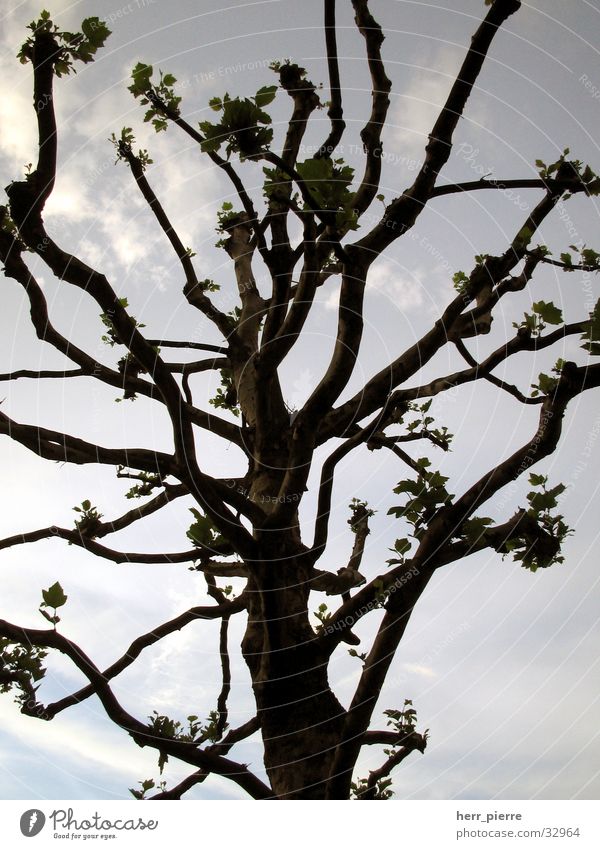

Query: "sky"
left=0, top=0, right=599, bottom=801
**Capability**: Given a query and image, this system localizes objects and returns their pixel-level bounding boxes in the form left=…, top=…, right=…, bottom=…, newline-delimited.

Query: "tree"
left=1, top=0, right=599, bottom=800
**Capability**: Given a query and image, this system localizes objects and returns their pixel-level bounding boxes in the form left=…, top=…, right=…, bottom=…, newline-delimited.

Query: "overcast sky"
left=0, top=0, right=599, bottom=801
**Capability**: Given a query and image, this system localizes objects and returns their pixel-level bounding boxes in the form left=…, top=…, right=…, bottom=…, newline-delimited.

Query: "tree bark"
left=241, top=535, right=345, bottom=799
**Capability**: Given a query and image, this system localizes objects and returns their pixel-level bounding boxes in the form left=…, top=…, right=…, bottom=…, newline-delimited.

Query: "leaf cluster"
left=531, top=359, right=565, bottom=398
left=199, top=87, right=277, bottom=159
left=350, top=776, right=394, bottom=800
left=186, top=508, right=225, bottom=551
left=110, top=127, right=153, bottom=171
left=580, top=298, right=600, bottom=356
left=99, top=298, right=146, bottom=348
left=129, top=777, right=166, bottom=800
left=405, top=399, right=453, bottom=450
left=209, top=369, right=239, bottom=416
left=535, top=149, right=600, bottom=197
left=147, top=710, right=226, bottom=773
left=502, top=474, right=571, bottom=571
left=128, top=65, right=181, bottom=133
left=121, top=471, right=161, bottom=500
left=0, top=638, right=47, bottom=707
left=17, top=11, right=110, bottom=77
left=72, top=499, right=103, bottom=537
left=388, top=458, right=453, bottom=537
left=513, top=299, right=563, bottom=338
left=295, top=157, right=356, bottom=229
left=559, top=245, right=600, bottom=273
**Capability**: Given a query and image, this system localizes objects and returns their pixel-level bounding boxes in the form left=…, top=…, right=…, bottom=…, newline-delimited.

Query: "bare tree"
left=1, top=0, right=599, bottom=800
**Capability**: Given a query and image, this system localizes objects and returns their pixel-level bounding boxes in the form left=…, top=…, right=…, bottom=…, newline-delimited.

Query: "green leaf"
left=528, top=473, right=547, bottom=487
left=532, top=300, right=563, bottom=325
left=580, top=298, right=600, bottom=355
left=254, top=85, right=277, bottom=108
left=129, top=62, right=153, bottom=96
left=581, top=247, right=600, bottom=269
left=41, top=581, right=68, bottom=609
left=462, top=515, right=493, bottom=544
left=587, top=178, right=600, bottom=196
left=81, top=17, right=110, bottom=49
left=452, top=271, right=469, bottom=293
left=528, top=490, right=559, bottom=512
left=392, top=538, right=411, bottom=556
left=295, top=156, right=355, bottom=213
left=198, top=121, right=224, bottom=153
left=559, top=252, right=573, bottom=269
left=531, top=372, right=558, bottom=397
left=186, top=508, right=224, bottom=548
left=392, top=480, right=421, bottom=496
left=186, top=509, right=214, bottom=547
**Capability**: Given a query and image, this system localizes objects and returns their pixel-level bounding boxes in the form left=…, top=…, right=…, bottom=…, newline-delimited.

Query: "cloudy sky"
left=0, top=0, right=599, bottom=801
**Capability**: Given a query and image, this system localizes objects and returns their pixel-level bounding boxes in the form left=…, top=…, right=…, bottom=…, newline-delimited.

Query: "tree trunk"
left=241, top=538, right=346, bottom=799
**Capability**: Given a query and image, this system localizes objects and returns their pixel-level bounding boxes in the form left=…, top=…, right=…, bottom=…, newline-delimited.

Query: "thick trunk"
left=241, top=541, right=346, bottom=799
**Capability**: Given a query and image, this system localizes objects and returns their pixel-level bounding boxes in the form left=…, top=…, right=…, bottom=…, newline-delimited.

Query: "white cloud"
left=367, top=258, right=425, bottom=311
left=0, top=699, right=154, bottom=781
left=386, top=46, right=492, bottom=164
left=402, top=663, right=437, bottom=679
left=323, top=259, right=424, bottom=313
left=387, top=53, right=459, bottom=161
left=0, top=87, right=38, bottom=166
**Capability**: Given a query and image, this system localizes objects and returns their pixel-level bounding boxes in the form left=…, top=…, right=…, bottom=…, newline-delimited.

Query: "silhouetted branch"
left=316, top=0, right=345, bottom=158
left=356, top=731, right=427, bottom=799
left=0, top=617, right=272, bottom=798
left=0, top=409, right=175, bottom=476
left=0, top=527, right=208, bottom=564
left=0, top=368, right=84, bottom=381
left=148, top=716, right=260, bottom=800
left=44, top=596, right=246, bottom=719
left=350, top=0, right=392, bottom=217
left=355, top=0, right=523, bottom=256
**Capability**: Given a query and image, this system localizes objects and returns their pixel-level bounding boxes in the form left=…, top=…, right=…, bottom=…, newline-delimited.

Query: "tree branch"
left=145, top=339, right=228, bottom=355
left=43, top=597, right=246, bottom=719
left=148, top=104, right=268, bottom=257
left=0, top=618, right=272, bottom=798
left=148, top=716, right=260, bottom=800
left=309, top=406, right=391, bottom=561
left=204, top=575, right=232, bottom=740
left=431, top=176, right=598, bottom=200
left=349, top=0, right=392, bottom=217
left=316, top=0, right=345, bottom=158
left=0, top=409, right=175, bottom=476
left=356, top=731, right=427, bottom=798
left=5, top=47, right=256, bottom=553
left=0, top=526, right=209, bottom=565
left=353, top=0, right=523, bottom=257
left=0, top=368, right=85, bottom=382
left=318, top=188, right=569, bottom=443
left=121, top=148, right=233, bottom=338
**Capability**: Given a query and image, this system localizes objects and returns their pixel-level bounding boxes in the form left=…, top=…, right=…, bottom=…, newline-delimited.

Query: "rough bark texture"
left=242, top=552, right=346, bottom=798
